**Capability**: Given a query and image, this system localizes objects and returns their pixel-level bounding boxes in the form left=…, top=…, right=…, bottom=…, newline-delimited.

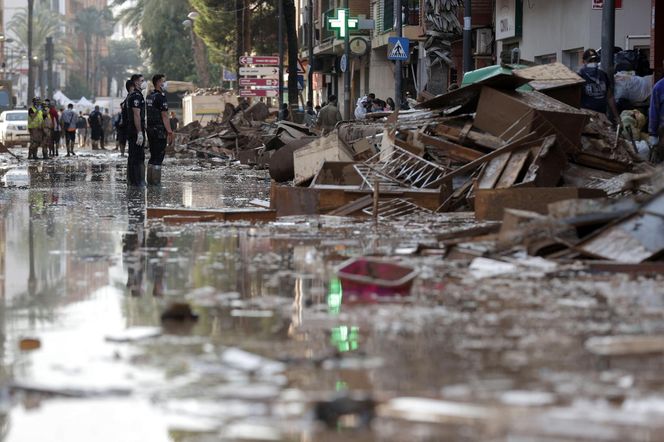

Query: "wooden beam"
left=147, top=207, right=277, bottom=223
left=419, top=133, right=484, bottom=162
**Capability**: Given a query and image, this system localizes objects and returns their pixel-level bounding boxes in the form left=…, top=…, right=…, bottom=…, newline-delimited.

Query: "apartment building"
left=495, top=0, right=651, bottom=71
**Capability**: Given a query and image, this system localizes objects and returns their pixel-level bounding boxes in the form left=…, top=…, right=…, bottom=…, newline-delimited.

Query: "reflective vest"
left=27, top=107, right=44, bottom=129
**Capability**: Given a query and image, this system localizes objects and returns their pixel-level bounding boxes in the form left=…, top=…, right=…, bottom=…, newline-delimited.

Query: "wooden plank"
left=474, top=187, right=608, bottom=221
left=419, top=133, right=484, bottom=162
left=433, top=123, right=504, bottom=150
left=147, top=207, right=277, bottom=223
left=477, top=154, right=511, bottom=189
left=573, top=152, right=631, bottom=174
left=495, top=149, right=530, bottom=188
left=328, top=195, right=374, bottom=216
left=429, top=132, right=540, bottom=188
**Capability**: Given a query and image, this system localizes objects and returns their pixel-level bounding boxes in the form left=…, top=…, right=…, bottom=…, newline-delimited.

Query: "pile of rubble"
left=263, top=63, right=661, bottom=266
left=168, top=62, right=662, bottom=266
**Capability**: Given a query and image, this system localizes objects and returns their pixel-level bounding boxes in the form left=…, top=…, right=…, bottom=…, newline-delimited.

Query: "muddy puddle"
left=0, top=151, right=663, bottom=441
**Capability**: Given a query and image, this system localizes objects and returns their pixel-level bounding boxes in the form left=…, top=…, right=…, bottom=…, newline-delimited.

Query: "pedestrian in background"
left=317, top=95, right=343, bottom=135
left=145, top=73, right=173, bottom=185
left=102, top=109, right=112, bottom=149
left=89, top=105, right=103, bottom=150
left=42, top=99, right=54, bottom=157
left=61, top=103, right=77, bottom=156
left=76, top=112, right=88, bottom=148
left=169, top=111, right=179, bottom=132
left=278, top=103, right=290, bottom=121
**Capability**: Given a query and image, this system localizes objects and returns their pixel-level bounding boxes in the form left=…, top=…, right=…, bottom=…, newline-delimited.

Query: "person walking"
left=578, top=49, right=619, bottom=122
left=278, top=103, right=289, bottom=121
left=76, top=111, right=88, bottom=149
left=127, top=74, right=147, bottom=186
left=27, top=97, right=46, bottom=160
left=61, top=103, right=78, bottom=156
left=89, top=105, right=103, bottom=150
left=317, top=95, right=343, bottom=135
left=102, top=109, right=112, bottom=149
left=145, top=74, right=173, bottom=186
left=42, top=99, right=54, bottom=157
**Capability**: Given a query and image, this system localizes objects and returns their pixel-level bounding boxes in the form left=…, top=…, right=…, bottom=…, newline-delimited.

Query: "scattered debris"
left=19, top=338, right=41, bottom=351
left=160, top=303, right=199, bottom=323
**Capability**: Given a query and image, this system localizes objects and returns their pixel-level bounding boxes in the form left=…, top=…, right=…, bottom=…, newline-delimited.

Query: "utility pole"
left=27, top=0, right=34, bottom=102
left=278, top=0, right=284, bottom=108
left=343, top=0, right=350, bottom=120
left=601, top=0, right=615, bottom=80
left=46, top=37, right=54, bottom=99
left=463, top=0, right=472, bottom=74
left=307, top=0, right=314, bottom=105
left=394, top=0, right=402, bottom=110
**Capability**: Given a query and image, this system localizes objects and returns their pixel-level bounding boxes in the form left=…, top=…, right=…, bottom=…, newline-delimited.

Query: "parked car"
left=0, top=110, right=29, bottom=146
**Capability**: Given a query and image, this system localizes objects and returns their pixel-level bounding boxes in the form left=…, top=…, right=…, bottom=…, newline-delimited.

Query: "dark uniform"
left=146, top=89, right=168, bottom=166
left=127, top=89, right=146, bottom=186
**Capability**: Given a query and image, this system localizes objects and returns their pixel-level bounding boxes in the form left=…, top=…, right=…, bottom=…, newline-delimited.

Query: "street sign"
left=239, top=78, right=279, bottom=87
left=223, top=69, right=237, bottom=81
left=327, top=9, right=358, bottom=39
left=297, top=59, right=306, bottom=74
left=387, top=37, right=410, bottom=61
left=239, top=66, right=280, bottom=77
left=239, top=56, right=279, bottom=65
left=592, top=0, right=622, bottom=9
left=240, top=89, right=278, bottom=97
left=340, top=54, right=348, bottom=73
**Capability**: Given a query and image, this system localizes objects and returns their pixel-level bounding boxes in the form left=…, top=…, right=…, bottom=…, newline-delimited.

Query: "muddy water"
left=0, top=152, right=664, bottom=441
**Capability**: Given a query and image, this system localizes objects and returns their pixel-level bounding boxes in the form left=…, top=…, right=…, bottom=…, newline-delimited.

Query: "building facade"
left=495, top=0, right=651, bottom=70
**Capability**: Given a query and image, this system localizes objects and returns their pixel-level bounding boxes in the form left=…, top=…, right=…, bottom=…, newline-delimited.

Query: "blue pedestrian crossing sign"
left=387, top=37, right=410, bottom=61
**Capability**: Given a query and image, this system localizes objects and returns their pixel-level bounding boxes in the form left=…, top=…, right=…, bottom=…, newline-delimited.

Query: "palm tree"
left=7, top=2, right=70, bottom=62
left=112, top=0, right=145, bottom=31
left=72, top=6, right=115, bottom=92
left=100, top=39, right=143, bottom=96
left=424, top=0, right=462, bottom=94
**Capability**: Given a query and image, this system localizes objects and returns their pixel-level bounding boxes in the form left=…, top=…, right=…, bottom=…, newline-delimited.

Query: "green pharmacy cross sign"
left=327, top=8, right=358, bottom=39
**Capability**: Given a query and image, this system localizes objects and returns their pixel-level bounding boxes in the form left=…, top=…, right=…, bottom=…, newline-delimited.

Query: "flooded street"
left=0, top=150, right=664, bottom=441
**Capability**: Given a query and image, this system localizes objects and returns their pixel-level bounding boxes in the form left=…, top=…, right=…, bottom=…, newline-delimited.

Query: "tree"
left=63, top=72, right=92, bottom=99
left=72, top=6, right=115, bottom=91
left=8, top=2, right=70, bottom=62
left=424, top=0, right=462, bottom=94
left=100, top=40, right=143, bottom=96
left=284, top=0, right=298, bottom=109
left=115, top=0, right=198, bottom=83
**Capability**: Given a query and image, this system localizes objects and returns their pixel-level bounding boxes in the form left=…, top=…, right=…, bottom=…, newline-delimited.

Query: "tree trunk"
left=106, top=74, right=112, bottom=96
left=284, top=0, right=298, bottom=110
left=243, top=0, right=251, bottom=55
left=235, top=0, right=244, bottom=90
left=85, top=38, right=91, bottom=93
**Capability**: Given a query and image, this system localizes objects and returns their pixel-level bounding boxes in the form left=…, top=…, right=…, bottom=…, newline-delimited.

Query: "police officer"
left=145, top=74, right=173, bottom=186
left=117, top=79, right=134, bottom=157
left=27, top=97, right=47, bottom=160
left=127, top=74, right=147, bottom=186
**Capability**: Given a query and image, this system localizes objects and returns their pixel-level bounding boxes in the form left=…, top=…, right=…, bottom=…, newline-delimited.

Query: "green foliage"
left=7, top=2, right=71, bottom=62
left=188, top=0, right=235, bottom=65
left=190, top=0, right=278, bottom=64
left=63, top=72, right=93, bottom=99
left=101, top=40, right=144, bottom=95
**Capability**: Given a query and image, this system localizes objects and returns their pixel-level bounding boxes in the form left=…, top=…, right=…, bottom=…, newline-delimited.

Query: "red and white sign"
left=239, top=56, right=279, bottom=66
left=239, top=78, right=279, bottom=87
left=592, top=0, right=622, bottom=9
left=240, top=89, right=278, bottom=97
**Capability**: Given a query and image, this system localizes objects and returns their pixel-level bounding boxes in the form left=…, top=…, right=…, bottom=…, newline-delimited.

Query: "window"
left=405, top=0, right=420, bottom=26
left=383, top=0, right=394, bottom=32
left=563, top=48, right=584, bottom=72
left=535, top=53, right=557, bottom=65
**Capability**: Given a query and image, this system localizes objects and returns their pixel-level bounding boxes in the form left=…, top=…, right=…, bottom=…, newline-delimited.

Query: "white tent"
left=52, top=90, right=72, bottom=107
left=75, top=96, right=94, bottom=112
